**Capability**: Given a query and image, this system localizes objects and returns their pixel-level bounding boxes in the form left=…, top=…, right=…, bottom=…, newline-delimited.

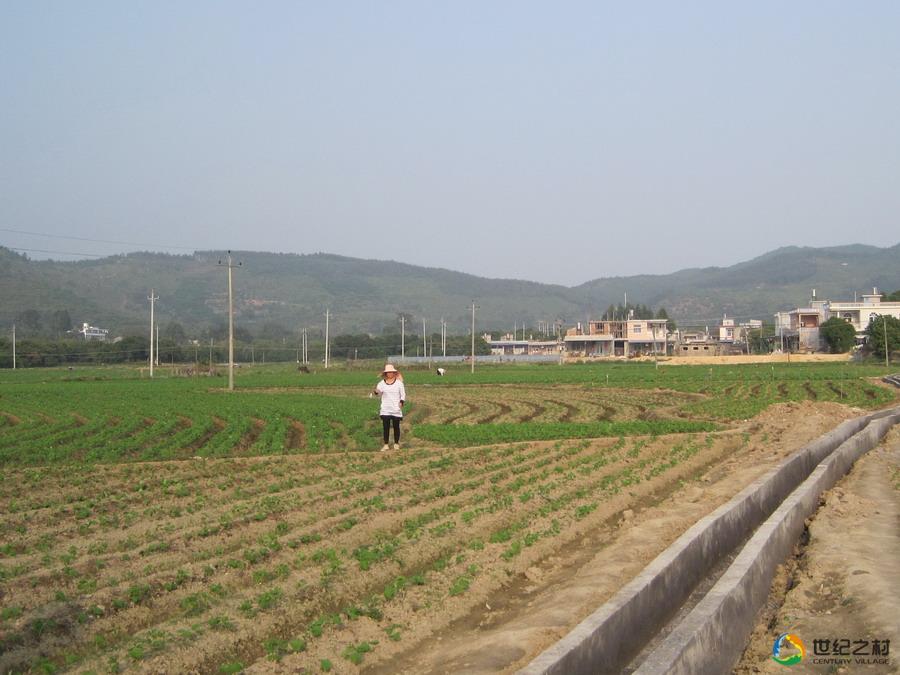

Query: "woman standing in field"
left=372, top=364, right=406, bottom=451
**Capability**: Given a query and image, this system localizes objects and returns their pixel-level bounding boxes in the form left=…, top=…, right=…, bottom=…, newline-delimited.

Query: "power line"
left=0, top=228, right=197, bottom=251
left=5, top=246, right=107, bottom=258
left=0, top=346, right=157, bottom=358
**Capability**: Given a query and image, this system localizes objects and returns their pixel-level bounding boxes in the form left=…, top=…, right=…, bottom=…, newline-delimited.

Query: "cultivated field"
left=0, top=362, right=895, bottom=673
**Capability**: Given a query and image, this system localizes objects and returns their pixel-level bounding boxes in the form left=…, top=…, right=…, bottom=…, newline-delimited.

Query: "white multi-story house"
left=79, top=322, right=109, bottom=341
left=826, top=289, right=900, bottom=335
left=717, top=316, right=763, bottom=344
left=564, top=319, right=668, bottom=357
left=718, top=316, right=736, bottom=343
left=486, top=333, right=562, bottom=356
left=775, top=288, right=900, bottom=351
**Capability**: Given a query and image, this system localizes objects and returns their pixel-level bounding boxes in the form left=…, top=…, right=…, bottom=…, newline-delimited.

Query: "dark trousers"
left=381, top=415, right=401, bottom=443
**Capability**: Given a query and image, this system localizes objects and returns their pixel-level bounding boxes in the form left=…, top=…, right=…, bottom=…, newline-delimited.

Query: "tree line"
left=4, top=295, right=897, bottom=367
left=0, top=332, right=492, bottom=368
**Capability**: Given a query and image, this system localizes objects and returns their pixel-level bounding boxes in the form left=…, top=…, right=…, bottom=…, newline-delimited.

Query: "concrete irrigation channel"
left=519, top=402, right=900, bottom=675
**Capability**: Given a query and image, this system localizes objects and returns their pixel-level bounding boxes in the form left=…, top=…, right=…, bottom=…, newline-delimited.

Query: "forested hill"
left=573, top=243, right=900, bottom=324
left=0, top=243, right=898, bottom=337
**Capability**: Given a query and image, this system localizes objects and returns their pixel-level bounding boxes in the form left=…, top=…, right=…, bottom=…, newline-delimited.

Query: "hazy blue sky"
left=2, top=2, right=898, bottom=286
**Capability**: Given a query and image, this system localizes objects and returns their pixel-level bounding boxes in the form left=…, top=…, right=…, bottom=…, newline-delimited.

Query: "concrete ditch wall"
left=635, top=411, right=899, bottom=674
left=519, top=407, right=900, bottom=675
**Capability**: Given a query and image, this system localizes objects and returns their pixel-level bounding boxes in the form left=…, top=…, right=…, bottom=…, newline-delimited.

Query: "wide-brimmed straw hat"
left=382, top=364, right=399, bottom=374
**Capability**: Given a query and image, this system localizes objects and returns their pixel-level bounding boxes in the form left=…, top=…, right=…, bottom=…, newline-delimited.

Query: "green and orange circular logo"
left=772, top=633, right=806, bottom=666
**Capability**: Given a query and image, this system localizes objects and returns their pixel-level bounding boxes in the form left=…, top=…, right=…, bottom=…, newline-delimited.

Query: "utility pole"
left=155, top=323, right=160, bottom=366
left=11, top=324, right=15, bottom=370
left=324, top=309, right=330, bottom=368
left=147, top=289, right=158, bottom=378
left=557, top=319, right=564, bottom=365
left=303, top=328, right=308, bottom=365
left=884, top=315, right=890, bottom=367
left=217, top=252, right=241, bottom=391
left=400, top=315, right=406, bottom=363
left=441, top=317, right=446, bottom=357
left=470, top=301, right=479, bottom=374
left=423, top=317, right=427, bottom=361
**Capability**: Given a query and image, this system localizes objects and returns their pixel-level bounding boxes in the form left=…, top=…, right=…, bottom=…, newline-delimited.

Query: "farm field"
left=0, top=362, right=896, bottom=673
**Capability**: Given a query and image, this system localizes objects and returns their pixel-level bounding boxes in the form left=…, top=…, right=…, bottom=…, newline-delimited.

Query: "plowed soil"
left=0, top=401, right=864, bottom=674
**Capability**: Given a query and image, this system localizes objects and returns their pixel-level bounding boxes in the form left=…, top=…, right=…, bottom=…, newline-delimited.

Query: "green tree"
left=820, top=317, right=857, bottom=353
left=0, top=337, right=11, bottom=368
left=655, top=307, right=676, bottom=331
left=746, top=322, right=776, bottom=354
left=882, top=289, right=900, bottom=302
left=112, top=336, right=150, bottom=363
left=234, top=326, right=254, bottom=343
left=259, top=322, right=290, bottom=341
left=163, top=321, right=187, bottom=343
left=204, top=320, right=228, bottom=340
left=445, top=335, right=490, bottom=356
left=49, top=310, right=72, bottom=338
left=865, top=315, right=900, bottom=360
left=15, top=309, right=42, bottom=336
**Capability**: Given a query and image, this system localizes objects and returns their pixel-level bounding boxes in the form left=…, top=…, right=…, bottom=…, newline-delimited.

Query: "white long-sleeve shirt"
left=375, top=379, right=406, bottom=416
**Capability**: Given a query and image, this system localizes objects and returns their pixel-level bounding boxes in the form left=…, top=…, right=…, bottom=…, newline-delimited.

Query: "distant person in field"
left=372, top=364, right=406, bottom=451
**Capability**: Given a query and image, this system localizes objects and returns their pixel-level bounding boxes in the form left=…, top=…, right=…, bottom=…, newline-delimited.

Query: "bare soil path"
left=736, top=426, right=900, bottom=674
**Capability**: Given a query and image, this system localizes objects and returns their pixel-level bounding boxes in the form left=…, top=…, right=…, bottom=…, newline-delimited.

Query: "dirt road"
left=736, top=427, right=900, bottom=674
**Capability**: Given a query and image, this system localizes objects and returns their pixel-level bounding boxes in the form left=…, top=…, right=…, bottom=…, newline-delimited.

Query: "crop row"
left=3, top=377, right=887, bottom=467
left=0, top=382, right=381, bottom=464
left=0, top=426, right=748, bottom=673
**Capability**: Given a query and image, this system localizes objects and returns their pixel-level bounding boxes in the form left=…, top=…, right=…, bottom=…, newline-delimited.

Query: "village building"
left=563, top=318, right=667, bottom=358
left=486, top=333, right=562, bottom=356
left=718, top=316, right=737, bottom=343
left=775, top=288, right=900, bottom=352
left=671, top=316, right=763, bottom=357
left=78, top=322, right=109, bottom=341
left=675, top=330, right=721, bottom=356
left=716, top=316, right=764, bottom=344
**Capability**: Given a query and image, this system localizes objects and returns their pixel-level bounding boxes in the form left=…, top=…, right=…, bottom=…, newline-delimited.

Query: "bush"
left=820, top=317, right=856, bottom=353
left=865, top=315, right=900, bottom=359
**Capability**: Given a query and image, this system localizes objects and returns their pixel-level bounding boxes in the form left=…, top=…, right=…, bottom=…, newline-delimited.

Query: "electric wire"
left=5, top=246, right=107, bottom=258
left=0, top=227, right=198, bottom=251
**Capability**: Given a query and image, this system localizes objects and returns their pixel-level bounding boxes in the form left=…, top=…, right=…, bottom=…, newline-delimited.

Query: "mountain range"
left=1, top=243, right=898, bottom=337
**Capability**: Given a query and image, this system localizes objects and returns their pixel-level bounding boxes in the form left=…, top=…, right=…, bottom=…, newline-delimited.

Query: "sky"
left=1, top=2, right=898, bottom=286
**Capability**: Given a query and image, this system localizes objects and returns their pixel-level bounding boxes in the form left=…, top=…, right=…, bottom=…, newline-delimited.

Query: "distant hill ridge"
left=0, top=243, right=898, bottom=335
